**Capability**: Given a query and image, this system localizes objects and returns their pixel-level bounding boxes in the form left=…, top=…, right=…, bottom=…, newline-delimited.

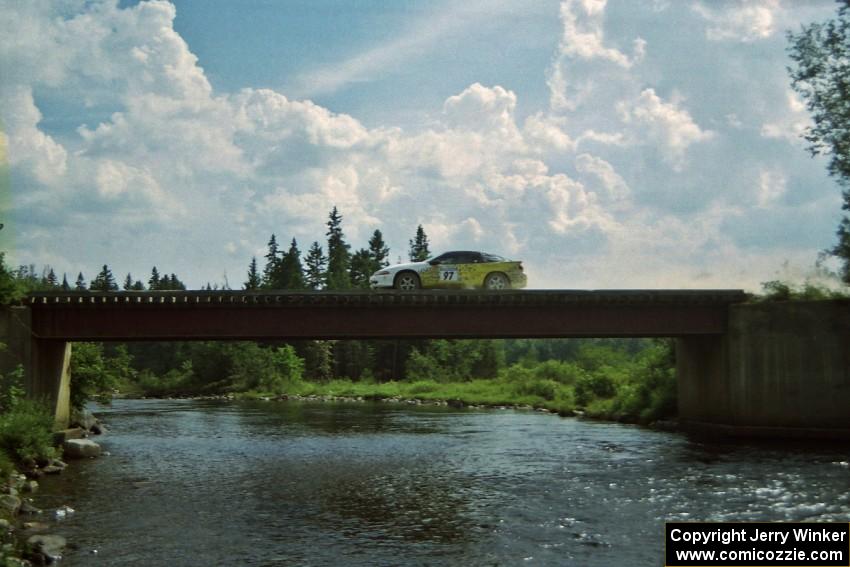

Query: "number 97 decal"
left=440, top=268, right=458, bottom=281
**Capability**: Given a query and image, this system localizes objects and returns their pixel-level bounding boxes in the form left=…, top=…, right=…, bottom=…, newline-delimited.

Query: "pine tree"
left=148, top=267, right=161, bottom=291
left=61, top=274, right=70, bottom=291
left=349, top=248, right=375, bottom=289
left=167, top=274, right=185, bottom=290
left=368, top=229, right=390, bottom=269
left=325, top=207, right=351, bottom=290
left=262, top=234, right=281, bottom=288
left=90, top=265, right=118, bottom=291
left=244, top=257, right=261, bottom=290
left=304, top=241, right=327, bottom=290
left=45, top=268, right=58, bottom=288
left=131, top=280, right=145, bottom=290
left=123, top=273, right=134, bottom=291
left=350, top=229, right=391, bottom=287
left=279, top=238, right=305, bottom=289
left=409, top=225, right=430, bottom=262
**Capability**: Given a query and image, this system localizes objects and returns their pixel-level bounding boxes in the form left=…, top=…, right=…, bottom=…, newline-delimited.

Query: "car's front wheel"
left=394, top=271, right=421, bottom=291
left=484, top=272, right=510, bottom=290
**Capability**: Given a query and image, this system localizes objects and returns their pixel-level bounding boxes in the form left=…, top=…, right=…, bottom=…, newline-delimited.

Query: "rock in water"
left=63, top=439, right=102, bottom=459
left=27, top=534, right=66, bottom=564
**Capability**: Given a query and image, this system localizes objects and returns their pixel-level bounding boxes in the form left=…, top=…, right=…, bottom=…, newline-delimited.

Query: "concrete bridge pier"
left=30, top=339, right=72, bottom=430
left=677, top=301, right=850, bottom=439
left=0, top=307, right=71, bottom=429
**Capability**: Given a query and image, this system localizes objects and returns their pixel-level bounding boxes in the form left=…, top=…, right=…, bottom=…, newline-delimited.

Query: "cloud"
left=0, top=0, right=840, bottom=292
left=761, top=90, right=810, bottom=144
left=2, top=86, right=67, bottom=186
left=575, top=153, right=629, bottom=202
left=557, top=0, right=646, bottom=68
left=692, top=0, right=781, bottom=43
left=756, top=168, right=787, bottom=208
left=523, top=113, right=576, bottom=153
left=617, top=89, right=714, bottom=169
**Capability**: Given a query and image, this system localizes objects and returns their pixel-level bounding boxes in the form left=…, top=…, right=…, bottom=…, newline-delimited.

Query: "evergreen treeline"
left=5, top=208, right=680, bottom=423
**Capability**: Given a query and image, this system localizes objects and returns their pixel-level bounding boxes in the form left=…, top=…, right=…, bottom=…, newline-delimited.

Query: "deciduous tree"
left=788, top=4, right=850, bottom=282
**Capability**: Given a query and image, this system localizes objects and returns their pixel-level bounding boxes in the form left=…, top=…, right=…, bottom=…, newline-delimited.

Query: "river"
left=33, top=399, right=850, bottom=566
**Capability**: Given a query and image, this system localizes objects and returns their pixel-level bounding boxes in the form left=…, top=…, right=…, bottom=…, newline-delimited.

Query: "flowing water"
left=33, top=399, right=850, bottom=566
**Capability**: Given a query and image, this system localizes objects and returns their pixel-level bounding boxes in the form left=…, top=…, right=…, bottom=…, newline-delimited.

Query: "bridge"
left=2, top=289, right=849, bottom=439
left=24, top=289, right=744, bottom=340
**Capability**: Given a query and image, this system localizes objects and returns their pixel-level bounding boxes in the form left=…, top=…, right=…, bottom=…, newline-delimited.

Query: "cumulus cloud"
left=2, top=86, right=67, bottom=186
left=617, top=89, right=714, bottom=169
left=0, top=0, right=839, bottom=291
left=692, top=0, right=781, bottom=43
left=523, top=113, right=576, bottom=153
left=575, top=153, right=629, bottom=202
left=557, top=0, right=646, bottom=68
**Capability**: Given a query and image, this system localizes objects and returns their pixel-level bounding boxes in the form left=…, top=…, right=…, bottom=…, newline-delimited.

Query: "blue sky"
left=0, top=0, right=843, bottom=290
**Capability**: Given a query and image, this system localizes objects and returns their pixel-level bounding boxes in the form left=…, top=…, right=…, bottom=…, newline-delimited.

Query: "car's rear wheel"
left=484, top=272, right=510, bottom=290
left=394, top=271, right=421, bottom=290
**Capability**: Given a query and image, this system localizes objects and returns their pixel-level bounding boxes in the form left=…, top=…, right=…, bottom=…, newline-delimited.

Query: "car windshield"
left=482, top=253, right=506, bottom=262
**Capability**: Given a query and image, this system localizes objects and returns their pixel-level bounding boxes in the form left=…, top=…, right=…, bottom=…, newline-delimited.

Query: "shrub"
left=405, top=348, right=442, bottom=382
left=0, top=400, right=55, bottom=464
left=136, top=361, right=195, bottom=397
left=0, top=359, right=24, bottom=414
left=760, top=280, right=849, bottom=301
left=574, top=373, right=616, bottom=406
left=499, top=363, right=535, bottom=383
left=532, top=360, right=585, bottom=385
left=584, top=340, right=677, bottom=423
left=70, top=343, right=135, bottom=409
left=513, top=378, right=559, bottom=401
left=0, top=451, right=14, bottom=480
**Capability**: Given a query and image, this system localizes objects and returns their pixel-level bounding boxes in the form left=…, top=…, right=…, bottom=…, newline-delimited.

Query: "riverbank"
left=0, top=410, right=105, bottom=566
left=108, top=339, right=677, bottom=427
left=130, top=373, right=677, bottom=431
left=235, top=367, right=675, bottom=426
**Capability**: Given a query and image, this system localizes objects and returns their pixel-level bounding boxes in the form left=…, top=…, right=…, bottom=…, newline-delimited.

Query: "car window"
left=432, top=252, right=482, bottom=264
left=482, top=253, right=506, bottom=262
left=431, top=252, right=458, bottom=264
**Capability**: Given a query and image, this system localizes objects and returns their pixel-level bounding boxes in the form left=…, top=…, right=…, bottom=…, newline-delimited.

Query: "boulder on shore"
left=62, top=439, right=102, bottom=459
left=69, top=408, right=99, bottom=432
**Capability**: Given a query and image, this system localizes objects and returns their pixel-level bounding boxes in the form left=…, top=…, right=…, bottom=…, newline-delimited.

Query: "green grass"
left=238, top=377, right=578, bottom=416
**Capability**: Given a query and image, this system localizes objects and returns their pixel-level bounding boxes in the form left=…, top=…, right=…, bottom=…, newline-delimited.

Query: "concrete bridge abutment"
left=678, top=300, right=850, bottom=439
left=0, top=307, right=71, bottom=430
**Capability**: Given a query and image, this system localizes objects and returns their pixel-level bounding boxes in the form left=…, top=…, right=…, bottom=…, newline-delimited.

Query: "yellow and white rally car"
left=370, top=251, right=527, bottom=291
